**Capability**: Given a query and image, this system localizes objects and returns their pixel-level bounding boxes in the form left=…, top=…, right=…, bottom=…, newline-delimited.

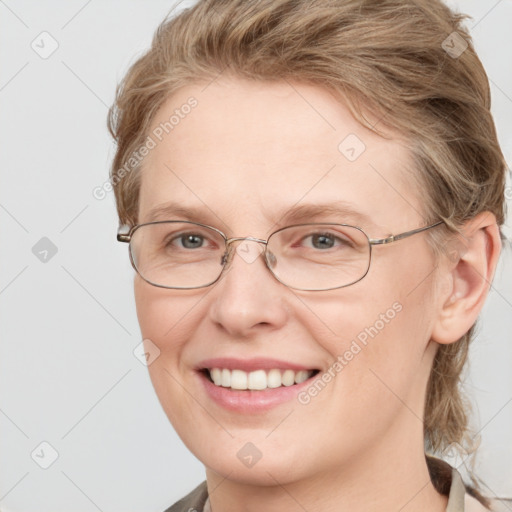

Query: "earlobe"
left=431, top=212, right=501, bottom=345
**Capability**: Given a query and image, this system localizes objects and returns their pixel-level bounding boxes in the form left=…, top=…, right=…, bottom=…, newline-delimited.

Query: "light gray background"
left=1, top=1, right=511, bottom=511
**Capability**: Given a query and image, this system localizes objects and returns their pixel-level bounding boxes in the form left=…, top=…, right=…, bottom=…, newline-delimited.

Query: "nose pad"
left=266, top=250, right=277, bottom=269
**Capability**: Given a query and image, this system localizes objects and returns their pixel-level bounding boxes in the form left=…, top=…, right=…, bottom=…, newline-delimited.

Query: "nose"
left=208, top=239, right=289, bottom=337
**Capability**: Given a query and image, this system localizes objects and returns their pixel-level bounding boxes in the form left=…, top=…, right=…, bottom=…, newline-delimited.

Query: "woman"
left=108, top=0, right=507, bottom=510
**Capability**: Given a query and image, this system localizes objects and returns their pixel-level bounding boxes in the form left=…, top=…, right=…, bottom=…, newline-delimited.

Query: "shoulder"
left=162, top=481, right=208, bottom=512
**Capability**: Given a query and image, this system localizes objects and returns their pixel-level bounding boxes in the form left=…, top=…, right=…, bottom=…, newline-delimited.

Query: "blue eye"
left=166, top=233, right=207, bottom=249
left=310, top=233, right=336, bottom=249
left=177, top=234, right=205, bottom=249
left=302, top=232, right=351, bottom=250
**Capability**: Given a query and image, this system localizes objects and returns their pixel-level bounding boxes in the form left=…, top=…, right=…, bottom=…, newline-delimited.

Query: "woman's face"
left=135, top=77, right=441, bottom=485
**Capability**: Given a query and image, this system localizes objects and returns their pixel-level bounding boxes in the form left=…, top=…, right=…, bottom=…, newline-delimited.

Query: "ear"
left=431, top=212, right=502, bottom=345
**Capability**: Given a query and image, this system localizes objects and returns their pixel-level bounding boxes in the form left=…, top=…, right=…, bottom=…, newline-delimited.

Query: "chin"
left=181, top=426, right=325, bottom=487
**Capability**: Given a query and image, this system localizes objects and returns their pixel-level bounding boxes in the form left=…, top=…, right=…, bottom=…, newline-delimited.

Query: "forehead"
left=138, top=77, right=422, bottom=233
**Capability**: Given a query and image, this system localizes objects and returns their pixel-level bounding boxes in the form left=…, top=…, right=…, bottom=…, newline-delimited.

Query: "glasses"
left=117, top=220, right=444, bottom=291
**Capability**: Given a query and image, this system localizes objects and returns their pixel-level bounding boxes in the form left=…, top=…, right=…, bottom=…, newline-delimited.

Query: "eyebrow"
left=276, top=202, right=373, bottom=228
left=145, top=202, right=226, bottom=225
left=144, top=201, right=374, bottom=230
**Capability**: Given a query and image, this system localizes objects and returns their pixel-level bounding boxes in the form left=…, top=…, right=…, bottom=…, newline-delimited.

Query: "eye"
left=166, top=232, right=208, bottom=249
left=302, top=232, right=350, bottom=250
left=309, top=233, right=336, bottom=249
left=178, top=233, right=205, bottom=249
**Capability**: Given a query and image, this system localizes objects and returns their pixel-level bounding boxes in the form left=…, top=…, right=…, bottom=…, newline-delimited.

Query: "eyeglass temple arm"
left=117, top=233, right=131, bottom=243
left=369, top=221, right=444, bottom=246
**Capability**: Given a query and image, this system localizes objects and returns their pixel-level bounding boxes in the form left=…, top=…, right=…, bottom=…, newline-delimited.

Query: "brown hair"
left=107, top=0, right=507, bottom=504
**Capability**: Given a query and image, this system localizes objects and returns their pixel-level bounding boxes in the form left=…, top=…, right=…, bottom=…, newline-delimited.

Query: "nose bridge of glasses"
left=221, top=236, right=269, bottom=266
left=226, top=236, right=268, bottom=246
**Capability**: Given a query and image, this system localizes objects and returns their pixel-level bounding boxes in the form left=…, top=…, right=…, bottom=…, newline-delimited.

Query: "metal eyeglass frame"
left=117, top=219, right=445, bottom=291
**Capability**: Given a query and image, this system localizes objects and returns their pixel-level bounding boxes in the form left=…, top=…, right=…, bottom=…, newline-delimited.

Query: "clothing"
left=163, top=459, right=489, bottom=512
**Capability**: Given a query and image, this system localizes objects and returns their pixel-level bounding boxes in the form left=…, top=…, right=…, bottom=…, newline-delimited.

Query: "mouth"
left=200, top=367, right=321, bottom=391
left=195, top=357, right=323, bottom=411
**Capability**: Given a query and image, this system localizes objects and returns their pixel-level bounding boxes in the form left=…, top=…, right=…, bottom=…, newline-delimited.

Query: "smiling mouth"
left=201, top=368, right=320, bottom=391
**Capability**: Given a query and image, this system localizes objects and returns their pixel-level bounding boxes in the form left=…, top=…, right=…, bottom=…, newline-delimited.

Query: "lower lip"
left=197, top=371, right=318, bottom=413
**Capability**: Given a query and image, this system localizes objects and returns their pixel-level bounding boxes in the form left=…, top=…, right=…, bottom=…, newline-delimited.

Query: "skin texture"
left=133, top=76, right=501, bottom=512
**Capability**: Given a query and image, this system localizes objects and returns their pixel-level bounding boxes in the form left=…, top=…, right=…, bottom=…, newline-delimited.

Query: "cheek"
left=133, top=277, right=202, bottom=401
left=134, top=277, right=203, bottom=348
left=302, top=259, right=435, bottom=410
left=133, top=278, right=207, bottom=427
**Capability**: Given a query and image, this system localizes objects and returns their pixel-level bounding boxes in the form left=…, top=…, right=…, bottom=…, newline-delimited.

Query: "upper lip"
left=197, top=357, right=317, bottom=372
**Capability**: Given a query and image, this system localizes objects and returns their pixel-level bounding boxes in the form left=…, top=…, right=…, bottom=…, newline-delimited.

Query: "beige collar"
left=447, top=466, right=489, bottom=512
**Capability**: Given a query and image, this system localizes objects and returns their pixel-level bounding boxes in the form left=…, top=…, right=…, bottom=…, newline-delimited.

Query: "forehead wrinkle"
left=144, top=199, right=379, bottom=237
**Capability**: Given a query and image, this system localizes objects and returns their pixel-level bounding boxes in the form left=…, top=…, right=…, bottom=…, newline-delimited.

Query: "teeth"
left=231, top=370, right=247, bottom=390
left=221, top=368, right=231, bottom=387
left=282, top=369, right=295, bottom=386
left=210, top=368, right=222, bottom=386
left=294, top=370, right=310, bottom=384
left=248, top=369, right=267, bottom=390
left=267, top=368, right=282, bottom=388
left=207, top=368, right=315, bottom=390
